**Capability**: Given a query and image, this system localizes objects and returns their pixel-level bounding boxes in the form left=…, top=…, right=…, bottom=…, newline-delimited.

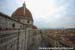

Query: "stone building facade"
left=0, top=2, right=41, bottom=50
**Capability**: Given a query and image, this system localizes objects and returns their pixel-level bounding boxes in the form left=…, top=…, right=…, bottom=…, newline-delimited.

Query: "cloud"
left=0, top=0, right=75, bottom=29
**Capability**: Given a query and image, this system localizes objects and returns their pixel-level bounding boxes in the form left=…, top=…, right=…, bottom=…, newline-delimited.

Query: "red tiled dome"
left=12, top=2, right=33, bottom=21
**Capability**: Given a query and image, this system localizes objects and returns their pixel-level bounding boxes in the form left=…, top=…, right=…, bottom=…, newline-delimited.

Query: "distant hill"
left=64, top=28, right=75, bottom=30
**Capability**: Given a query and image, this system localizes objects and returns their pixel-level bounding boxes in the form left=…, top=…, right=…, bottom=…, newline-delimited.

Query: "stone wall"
left=0, top=30, right=18, bottom=50
left=0, top=13, right=41, bottom=50
left=0, top=13, right=24, bottom=30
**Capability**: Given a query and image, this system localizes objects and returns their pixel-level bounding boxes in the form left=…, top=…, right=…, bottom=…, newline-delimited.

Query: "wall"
left=0, top=13, right=41, bottom=50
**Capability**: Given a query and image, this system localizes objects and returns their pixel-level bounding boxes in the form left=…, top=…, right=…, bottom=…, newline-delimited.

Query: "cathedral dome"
left=12, top=2, right=33, bottom=21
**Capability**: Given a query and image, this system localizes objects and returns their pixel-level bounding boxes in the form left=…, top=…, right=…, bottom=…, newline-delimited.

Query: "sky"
left=0, top=0, right=75, bottom=29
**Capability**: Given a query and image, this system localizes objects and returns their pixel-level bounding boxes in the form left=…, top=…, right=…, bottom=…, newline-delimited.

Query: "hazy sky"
left=0, top=0, right=75, bottom=29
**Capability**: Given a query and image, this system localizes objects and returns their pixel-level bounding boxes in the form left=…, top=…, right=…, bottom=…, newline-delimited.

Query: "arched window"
left=27, top=20, right=29, bottom=23
left=12, top=23, right=15, bottom=28
left=0, top=27, right=2, bottom=30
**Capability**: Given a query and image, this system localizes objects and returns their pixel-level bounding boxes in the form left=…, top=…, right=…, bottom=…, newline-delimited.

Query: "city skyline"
left=0, top=0, right=75, bottom=29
